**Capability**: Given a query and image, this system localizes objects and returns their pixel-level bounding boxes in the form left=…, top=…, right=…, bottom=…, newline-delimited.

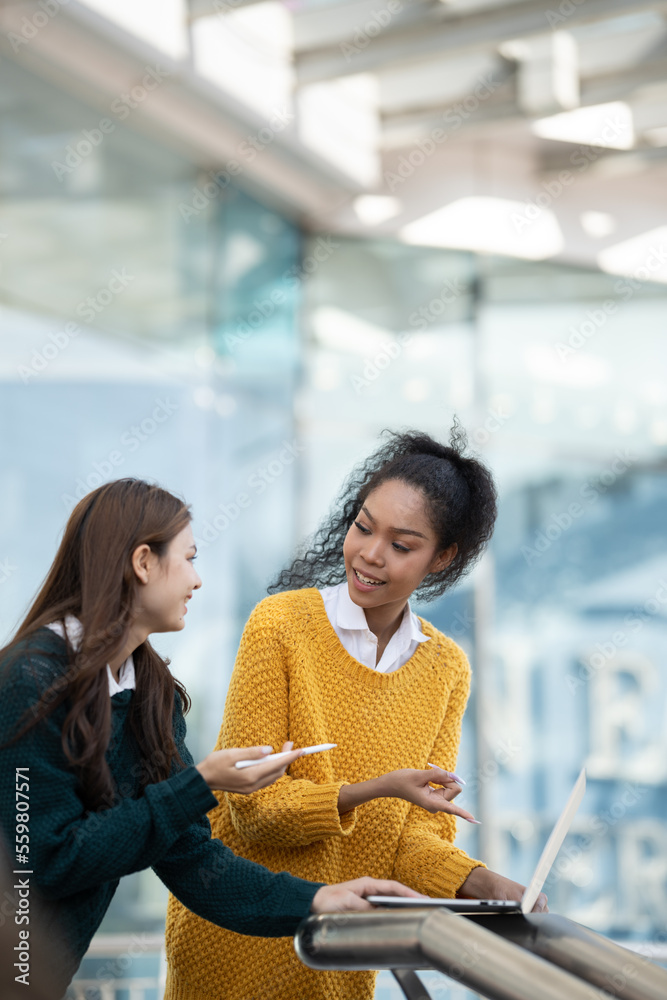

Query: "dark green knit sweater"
left=0, top=630, right=322, bottom=985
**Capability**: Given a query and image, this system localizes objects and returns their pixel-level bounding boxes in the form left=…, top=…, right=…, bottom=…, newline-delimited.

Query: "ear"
left=430, top=542, right=458, bottom=574
left=131, top=543, right=156, bottom=585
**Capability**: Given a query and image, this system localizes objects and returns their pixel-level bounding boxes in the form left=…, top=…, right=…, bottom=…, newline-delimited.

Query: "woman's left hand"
left=379, top=767, right=480, bottom=824
left=458, top=866, right=548, bottom=912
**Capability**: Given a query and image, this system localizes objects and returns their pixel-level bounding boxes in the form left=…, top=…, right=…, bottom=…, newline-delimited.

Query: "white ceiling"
left=2, top=0, right=667, bottom=272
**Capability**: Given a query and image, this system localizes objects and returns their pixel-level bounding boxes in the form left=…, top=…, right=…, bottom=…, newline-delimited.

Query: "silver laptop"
left=368, top=767, right=586, bottom=915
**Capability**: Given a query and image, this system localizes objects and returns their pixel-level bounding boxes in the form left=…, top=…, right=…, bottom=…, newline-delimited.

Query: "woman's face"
left=133, top=524, right=202, bottom=634
left=342, top=479, right=455, bottom=614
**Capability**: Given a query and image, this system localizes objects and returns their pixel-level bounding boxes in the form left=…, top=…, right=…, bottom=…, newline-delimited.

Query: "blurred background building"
left=1, top=1, right=666, bottom=996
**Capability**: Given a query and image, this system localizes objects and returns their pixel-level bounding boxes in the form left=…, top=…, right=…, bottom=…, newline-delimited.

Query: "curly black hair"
left=269, top=421, right=498, bottom=601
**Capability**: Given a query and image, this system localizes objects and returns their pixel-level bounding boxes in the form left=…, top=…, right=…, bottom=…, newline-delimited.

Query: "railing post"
left=391, top=968, right=433, bottom=1000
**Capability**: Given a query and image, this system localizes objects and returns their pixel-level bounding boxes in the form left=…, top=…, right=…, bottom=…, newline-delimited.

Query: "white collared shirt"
left=319, top=581, right=430, bottom=673
left=46, top=615, right=136, bottom=695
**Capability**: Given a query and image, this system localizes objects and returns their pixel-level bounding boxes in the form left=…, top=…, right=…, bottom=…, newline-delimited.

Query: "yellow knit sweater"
left=164, top=588, right=484, bottom=1000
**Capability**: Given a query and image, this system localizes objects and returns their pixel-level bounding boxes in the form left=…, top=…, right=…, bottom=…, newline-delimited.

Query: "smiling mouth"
left=354, top=568, right=386, bottom=586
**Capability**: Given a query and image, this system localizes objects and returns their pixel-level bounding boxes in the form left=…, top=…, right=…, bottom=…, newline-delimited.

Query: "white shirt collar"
left=328, top=581, right=430, bottom=646
left=46, top=615, right=136, bottom=695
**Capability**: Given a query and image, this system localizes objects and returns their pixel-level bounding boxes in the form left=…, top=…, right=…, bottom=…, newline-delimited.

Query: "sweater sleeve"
left=391, top=652, right=486, bottom=896
left=219, top=602, right=358, bottom=847
left=152, top=699, right=323, bottom=937
left=0, top=653, right=221, bottom=899
left=0, top=645, right=322, bottom=933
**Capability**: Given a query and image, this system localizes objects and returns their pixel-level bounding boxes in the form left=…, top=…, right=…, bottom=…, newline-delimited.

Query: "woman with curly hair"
left=165, top=427, right=546, bottom=1000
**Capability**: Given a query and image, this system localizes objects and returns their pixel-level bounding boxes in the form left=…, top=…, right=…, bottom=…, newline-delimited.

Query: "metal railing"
left=295, top=909, right=667, bottom=1000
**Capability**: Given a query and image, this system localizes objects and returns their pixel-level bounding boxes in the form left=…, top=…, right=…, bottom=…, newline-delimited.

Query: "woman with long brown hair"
left=0, top=478, right=419, bottom=992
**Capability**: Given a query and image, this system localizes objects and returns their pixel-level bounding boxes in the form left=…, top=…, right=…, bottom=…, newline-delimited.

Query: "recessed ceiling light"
left=312, top=306, right=391, bottom=356
left=532, top=101, right=634, bottom=149
left=580, top=211, right=617, bottom=239
left=525, top=344, right=610, bottom=388
left=400, top=197, right=563, bottom=260
left=598, top=226, right=667, bottom=283
left=353, top=195, right=402, bottom=226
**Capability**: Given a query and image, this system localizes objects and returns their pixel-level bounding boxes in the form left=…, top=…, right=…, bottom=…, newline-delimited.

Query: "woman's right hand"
left=311, top=877, right=427, bottom=913
left=196, top=742, right=303, bottom=793
left=381, top=767, right=479, bottom=824
left=338, top=766, right=479, bottom=823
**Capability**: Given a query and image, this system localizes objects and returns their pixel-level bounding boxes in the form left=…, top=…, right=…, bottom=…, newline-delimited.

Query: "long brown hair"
left=1, top=479, right=193, bottom=811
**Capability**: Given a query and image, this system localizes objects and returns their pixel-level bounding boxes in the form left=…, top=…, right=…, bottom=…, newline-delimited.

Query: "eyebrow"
left=360, top=505, right=427, bottom=539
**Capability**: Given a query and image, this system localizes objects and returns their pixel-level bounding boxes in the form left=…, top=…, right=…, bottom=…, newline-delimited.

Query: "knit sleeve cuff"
left=298, top=781, right=358, bottom=840
left=433, top=849, right=487, bottom=897
left=162, top=766, right=219, bottom=826
left=272, top=874, right=326, bottom=927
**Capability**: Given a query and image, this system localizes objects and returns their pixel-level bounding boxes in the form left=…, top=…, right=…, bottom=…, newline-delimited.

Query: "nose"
left=193, top=570, right=202, bottom=590
left=360, top=535, right=385, bottom=567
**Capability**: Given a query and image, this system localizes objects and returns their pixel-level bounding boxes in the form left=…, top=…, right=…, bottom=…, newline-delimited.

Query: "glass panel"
left=300, top=234, right=667, bottom=947
left=0, top=53, right=300, bottom=941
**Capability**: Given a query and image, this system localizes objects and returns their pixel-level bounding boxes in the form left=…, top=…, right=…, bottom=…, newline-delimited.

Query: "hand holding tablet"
left=235, top=743, right=337, bottom=769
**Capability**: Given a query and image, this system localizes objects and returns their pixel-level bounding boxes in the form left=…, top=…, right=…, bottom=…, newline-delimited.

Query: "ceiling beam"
left=295, top=0, right=667, bottom=84
left=292, top=0, right=436, bottom=53
left=188, top=0, right=267, bottom=17
left=0, top=0, right=362, bottom=216
left=379, top=49, right=667, bottom=143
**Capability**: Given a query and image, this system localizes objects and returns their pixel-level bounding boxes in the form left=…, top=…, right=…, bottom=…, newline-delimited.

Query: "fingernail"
left=468, top=819, right=482, bottom=825
left=427, top=763, right=467, bottom=786
left=261, top=746, right=273, bottom=754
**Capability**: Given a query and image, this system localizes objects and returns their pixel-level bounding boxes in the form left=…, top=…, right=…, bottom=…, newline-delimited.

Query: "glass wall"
left=299, top=237, right=667, bottom=964
left=0, top=52, right=302, bottom=935
left=3, top=43, right=667, bottom=1000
